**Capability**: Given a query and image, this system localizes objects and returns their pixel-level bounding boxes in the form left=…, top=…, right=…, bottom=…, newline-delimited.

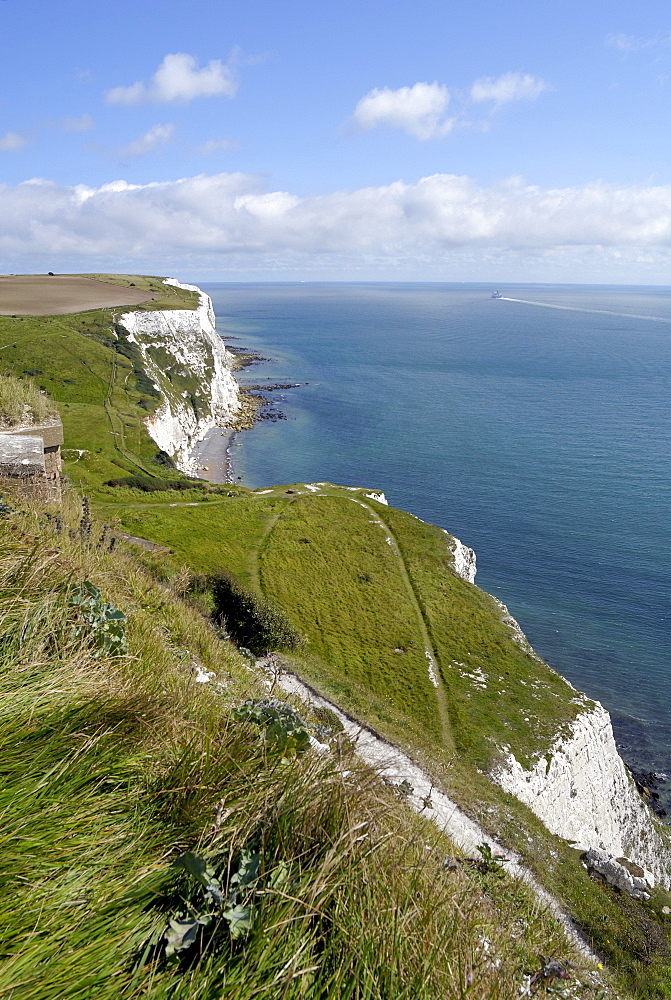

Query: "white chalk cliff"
left=491, top=637, right=671, bottom=887
left=446, top=533, right=670, bottom=885
left=447, top=531, right=477, bottom=584
left=118, top=279, right=239, bottom=472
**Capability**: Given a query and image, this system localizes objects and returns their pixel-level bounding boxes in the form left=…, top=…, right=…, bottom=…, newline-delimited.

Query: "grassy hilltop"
left=0, top=274, right=200, bottom=485
left=1, top=276, right=671, bottom=996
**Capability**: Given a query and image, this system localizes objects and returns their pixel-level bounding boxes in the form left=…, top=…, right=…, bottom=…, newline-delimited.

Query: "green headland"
left=1, top=274, right=670, bottom=998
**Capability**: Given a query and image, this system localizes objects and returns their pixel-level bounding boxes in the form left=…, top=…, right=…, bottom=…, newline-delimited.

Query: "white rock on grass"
left=584, top=848, right=654, bottom=900
left=494, top=702, right=671, bottom=888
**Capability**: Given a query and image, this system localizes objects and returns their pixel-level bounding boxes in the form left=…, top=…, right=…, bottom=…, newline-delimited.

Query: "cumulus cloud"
left=4, top=172, right=671, bottom=276
left=106, top=52, right=238, bottom=105
left=353, top=73, right=549, bottom=139
left=0, top=130, right=28, bottom=152
left=470, top=72, right=550, bottom=105
left=120, top=123, right=174, bottom=157
left=352, top=82, right=454, bottom=140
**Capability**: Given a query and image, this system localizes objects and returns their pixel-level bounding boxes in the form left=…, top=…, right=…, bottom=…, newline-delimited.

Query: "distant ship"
left=491, top=290, right=502, bottom=299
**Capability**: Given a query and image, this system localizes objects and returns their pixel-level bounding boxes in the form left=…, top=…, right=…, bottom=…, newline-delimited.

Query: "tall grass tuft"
left=0, top=371, right=57, bottom=427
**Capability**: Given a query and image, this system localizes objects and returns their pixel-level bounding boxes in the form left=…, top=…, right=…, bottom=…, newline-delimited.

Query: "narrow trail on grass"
left=353, top=499, right=455, bottom=752
left=270, top=664, right=598, bottom=963
left=104, top=354, right=154, bottom=476
left=247, top=496, right=299, bottom=592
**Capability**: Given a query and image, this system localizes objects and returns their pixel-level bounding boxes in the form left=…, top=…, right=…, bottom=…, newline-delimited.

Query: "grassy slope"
left=97, top=482, right=671, bottom=997
left=0, top=491, right=603, bottom=1000
left=2, top=285, right=671, bottom=993
left=103, top=484, right=583, bottom=771
left=0, top=275, right=200, bottom=489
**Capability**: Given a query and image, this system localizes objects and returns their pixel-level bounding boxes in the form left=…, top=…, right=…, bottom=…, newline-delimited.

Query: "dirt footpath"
left=0, top=275, right=158, bottom=315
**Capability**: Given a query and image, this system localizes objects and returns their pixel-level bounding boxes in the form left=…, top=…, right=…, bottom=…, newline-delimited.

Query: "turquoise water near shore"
left=202, top=281, right=671, bottom=798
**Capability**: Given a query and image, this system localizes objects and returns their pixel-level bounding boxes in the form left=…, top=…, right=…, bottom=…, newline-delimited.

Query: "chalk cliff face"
left=446, top=532, right=477, bottom=584
left=446, top=533, right=670, bottom=885
left=491, top=652, right=671, bottom=886
left=118, top=279, right=239, bottom=472
left=495, top=703, right=671, bottom=886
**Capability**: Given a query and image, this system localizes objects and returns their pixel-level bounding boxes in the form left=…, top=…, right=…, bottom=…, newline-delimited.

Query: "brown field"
left=0, top=275, right=158, bottom=315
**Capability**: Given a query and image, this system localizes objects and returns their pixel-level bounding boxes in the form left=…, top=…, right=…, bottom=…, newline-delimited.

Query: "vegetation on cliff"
left=2, top=280, right=671, bottom=996
left=0, top=372, right=58, bottom=427
left=0, top=490, right=603, bottom=999
left=0, top=274, right=211, bottom=487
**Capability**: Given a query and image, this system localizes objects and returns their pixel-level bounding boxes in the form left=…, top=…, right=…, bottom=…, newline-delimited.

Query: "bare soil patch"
left=0, top=275, right=158, bottom=315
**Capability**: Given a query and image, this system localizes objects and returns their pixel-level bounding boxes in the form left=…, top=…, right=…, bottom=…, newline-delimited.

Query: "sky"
left=2, top=0, right=671, bottom=282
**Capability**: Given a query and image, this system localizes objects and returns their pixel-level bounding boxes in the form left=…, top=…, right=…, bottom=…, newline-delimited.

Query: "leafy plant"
left=166, top=848, right=264, bottom=956
left=69, top=580, right=128, bottom=656
left=233, top=698, right=310, bottom=758
left=472, top=843, right=509, bottom=877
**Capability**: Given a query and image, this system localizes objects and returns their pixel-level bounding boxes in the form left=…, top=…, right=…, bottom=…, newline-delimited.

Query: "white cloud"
left=62, top=114, right=95, bottom=133
left=0, top=131, right=28, bottom=152
left=353, top=73, right=549, bottom=140
left=196, top=137, right=240, bottom=156
left=5, top=172, right=671, bottom=279
left=470, top=72, right=550, bottom=105
left=120, top=123, right=174, bottom=157
left=352, top=82, right=454, bottom=140
left=106, top=52, right=238, bottom=105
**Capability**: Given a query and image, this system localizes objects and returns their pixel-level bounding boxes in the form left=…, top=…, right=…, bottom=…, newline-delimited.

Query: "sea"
left=201, top=281, right=671, bottom=806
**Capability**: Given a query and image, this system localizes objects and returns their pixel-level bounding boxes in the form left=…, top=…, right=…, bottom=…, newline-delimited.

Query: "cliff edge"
left=117, top=279, right=239, bottom=472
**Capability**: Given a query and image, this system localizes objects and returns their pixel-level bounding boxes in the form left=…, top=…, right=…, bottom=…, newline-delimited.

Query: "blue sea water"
left=202, top=281, right=671, bottom=796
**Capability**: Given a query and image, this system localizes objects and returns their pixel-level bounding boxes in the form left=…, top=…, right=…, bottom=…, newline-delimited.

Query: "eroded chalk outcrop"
left=445, top=531, right=477, bottom=584
left=449, top=535, right=671, bottom=887
left=118, top=279, right=239, bottom=472
left=494, top=701, right=671, bottom=887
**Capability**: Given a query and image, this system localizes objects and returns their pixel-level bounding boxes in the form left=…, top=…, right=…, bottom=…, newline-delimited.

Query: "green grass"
left=0, top=488, right=603, bottom=999
left=260, top=497, right=440, bottom=727
left=0, top=372, right=58, bottom=427
left=381, top=503, right=585, bottom=767
left=104, top=485, right=583, bottom=773
left=0, top=274, right=220, bottom=490
left=79, top=272, right=199, bottom=311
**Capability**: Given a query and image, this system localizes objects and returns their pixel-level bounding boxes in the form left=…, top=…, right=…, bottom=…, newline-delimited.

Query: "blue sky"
left=2, top=0, right=671, bottom=281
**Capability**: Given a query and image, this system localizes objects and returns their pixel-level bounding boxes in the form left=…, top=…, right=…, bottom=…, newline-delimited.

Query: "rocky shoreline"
left=188, top=335, right=304, bottom=482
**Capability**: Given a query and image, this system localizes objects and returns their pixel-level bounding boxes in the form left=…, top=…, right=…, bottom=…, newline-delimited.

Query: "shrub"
left=104, top=475, right=206, bottom=493
left=154, top=450, right=176, bottom=468
left=134, top=370, right=160, bottom=398
left=209, top=571, right=305, bottom=655
left=104, top=474, right=165, bottom=492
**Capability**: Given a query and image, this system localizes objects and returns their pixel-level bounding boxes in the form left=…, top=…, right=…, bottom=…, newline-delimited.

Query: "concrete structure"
left=0, top=418, right=64, bottom=488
